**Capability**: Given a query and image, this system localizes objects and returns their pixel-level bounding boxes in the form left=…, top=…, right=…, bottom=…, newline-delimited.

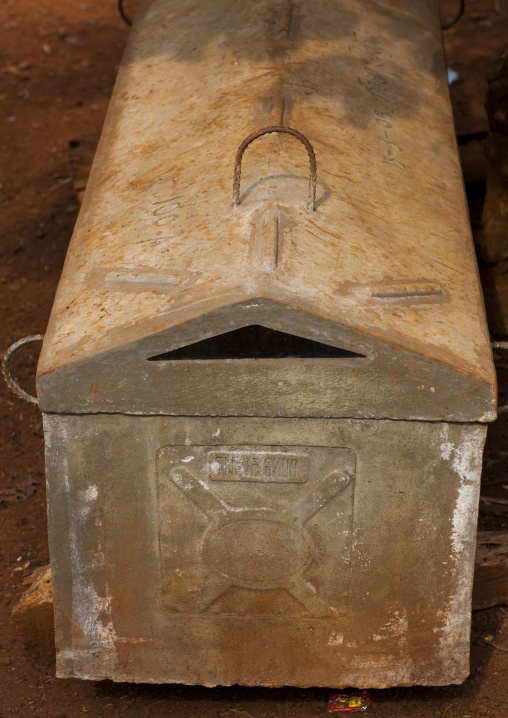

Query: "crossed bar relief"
left=169, top=465, right=351, bottom=617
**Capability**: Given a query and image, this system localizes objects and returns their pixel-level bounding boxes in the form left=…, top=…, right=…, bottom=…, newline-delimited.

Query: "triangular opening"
left=147, top=326, right=367, bottom=361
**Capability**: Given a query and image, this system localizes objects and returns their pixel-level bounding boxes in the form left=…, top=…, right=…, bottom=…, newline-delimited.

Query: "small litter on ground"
left=327, top=691, right=371, bottom=712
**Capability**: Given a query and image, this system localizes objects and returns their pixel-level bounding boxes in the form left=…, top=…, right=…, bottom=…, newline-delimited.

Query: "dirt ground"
left=1, top=0, right=508, bottom=716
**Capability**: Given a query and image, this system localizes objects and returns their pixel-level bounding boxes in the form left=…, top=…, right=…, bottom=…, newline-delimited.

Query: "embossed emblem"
left=157, top=445, right=355, bottom=618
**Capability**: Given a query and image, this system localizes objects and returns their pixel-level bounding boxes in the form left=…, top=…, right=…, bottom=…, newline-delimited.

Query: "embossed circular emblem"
left=202, top=515, right=316, bottom=589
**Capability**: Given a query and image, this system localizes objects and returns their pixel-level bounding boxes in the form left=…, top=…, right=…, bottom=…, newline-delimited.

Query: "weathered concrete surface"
left=44, top=414, right=486, bottom=687
left=37, top=0, right=496, bottom=690
left=35, top=0, right=496, bottom=420
left=36, top=295, right=496, bottom=420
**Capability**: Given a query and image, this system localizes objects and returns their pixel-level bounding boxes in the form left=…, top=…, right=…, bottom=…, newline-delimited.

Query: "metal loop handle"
left=232, top=126, right=317, bottom=211
left=441, top=0, right=465, bottom=30
left=2, top=335, right=44, bottom=406
left=118, top=0, right=133, bottom=26
left=492, top=341, right=508, bottom=414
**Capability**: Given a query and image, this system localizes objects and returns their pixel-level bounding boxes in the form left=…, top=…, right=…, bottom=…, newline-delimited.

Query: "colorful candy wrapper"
left=327, top=691, right=371, bottom=712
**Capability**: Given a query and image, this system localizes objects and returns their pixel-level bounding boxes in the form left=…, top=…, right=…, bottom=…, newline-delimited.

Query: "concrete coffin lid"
left=36, top=0, right=496, bottom=420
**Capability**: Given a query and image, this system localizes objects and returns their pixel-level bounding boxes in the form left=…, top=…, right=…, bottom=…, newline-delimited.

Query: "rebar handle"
left=232, top=126, right=317, bottom=211
left=118, top=0, right=132, bottom=25
left=441, top=0, right=465, bottom=30
left=2, top=335, right=44, bottom=406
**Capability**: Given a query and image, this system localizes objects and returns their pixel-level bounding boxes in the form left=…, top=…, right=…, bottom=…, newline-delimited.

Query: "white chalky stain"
left=372, top=609, right=408, bottom=647
left=438, top=425, right=486, bottom=679
left=47, top=417, right=117, bottom=679
left=327, top=632, right=344, bottom=646
left=84, top=484, right=99, bottom=501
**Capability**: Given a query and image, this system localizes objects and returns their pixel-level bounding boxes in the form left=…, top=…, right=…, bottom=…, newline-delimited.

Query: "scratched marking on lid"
left=105, top=270, right=182, bottom=286
left=369, top=282, right=444, bottom=299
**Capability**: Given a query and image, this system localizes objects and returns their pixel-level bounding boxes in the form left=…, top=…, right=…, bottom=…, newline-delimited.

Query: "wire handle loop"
left=441, top=0, right=465, bottom=30
left=2, top=335, right=44, bottom=406
left=492, top=341, right=508, bottom=414
left=232, top=126, right=317, bottom=211
left=118, top=0, right=133, bottom=26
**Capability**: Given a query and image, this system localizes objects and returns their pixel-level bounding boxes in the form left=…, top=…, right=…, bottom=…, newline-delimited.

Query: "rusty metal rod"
left=441, top=0, right=465, bottom=29
left=2, top=335, right=44, bottom=405
left=118, top=0, right=133, bottom=26
left=232, top=126, right=317, bottom=211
